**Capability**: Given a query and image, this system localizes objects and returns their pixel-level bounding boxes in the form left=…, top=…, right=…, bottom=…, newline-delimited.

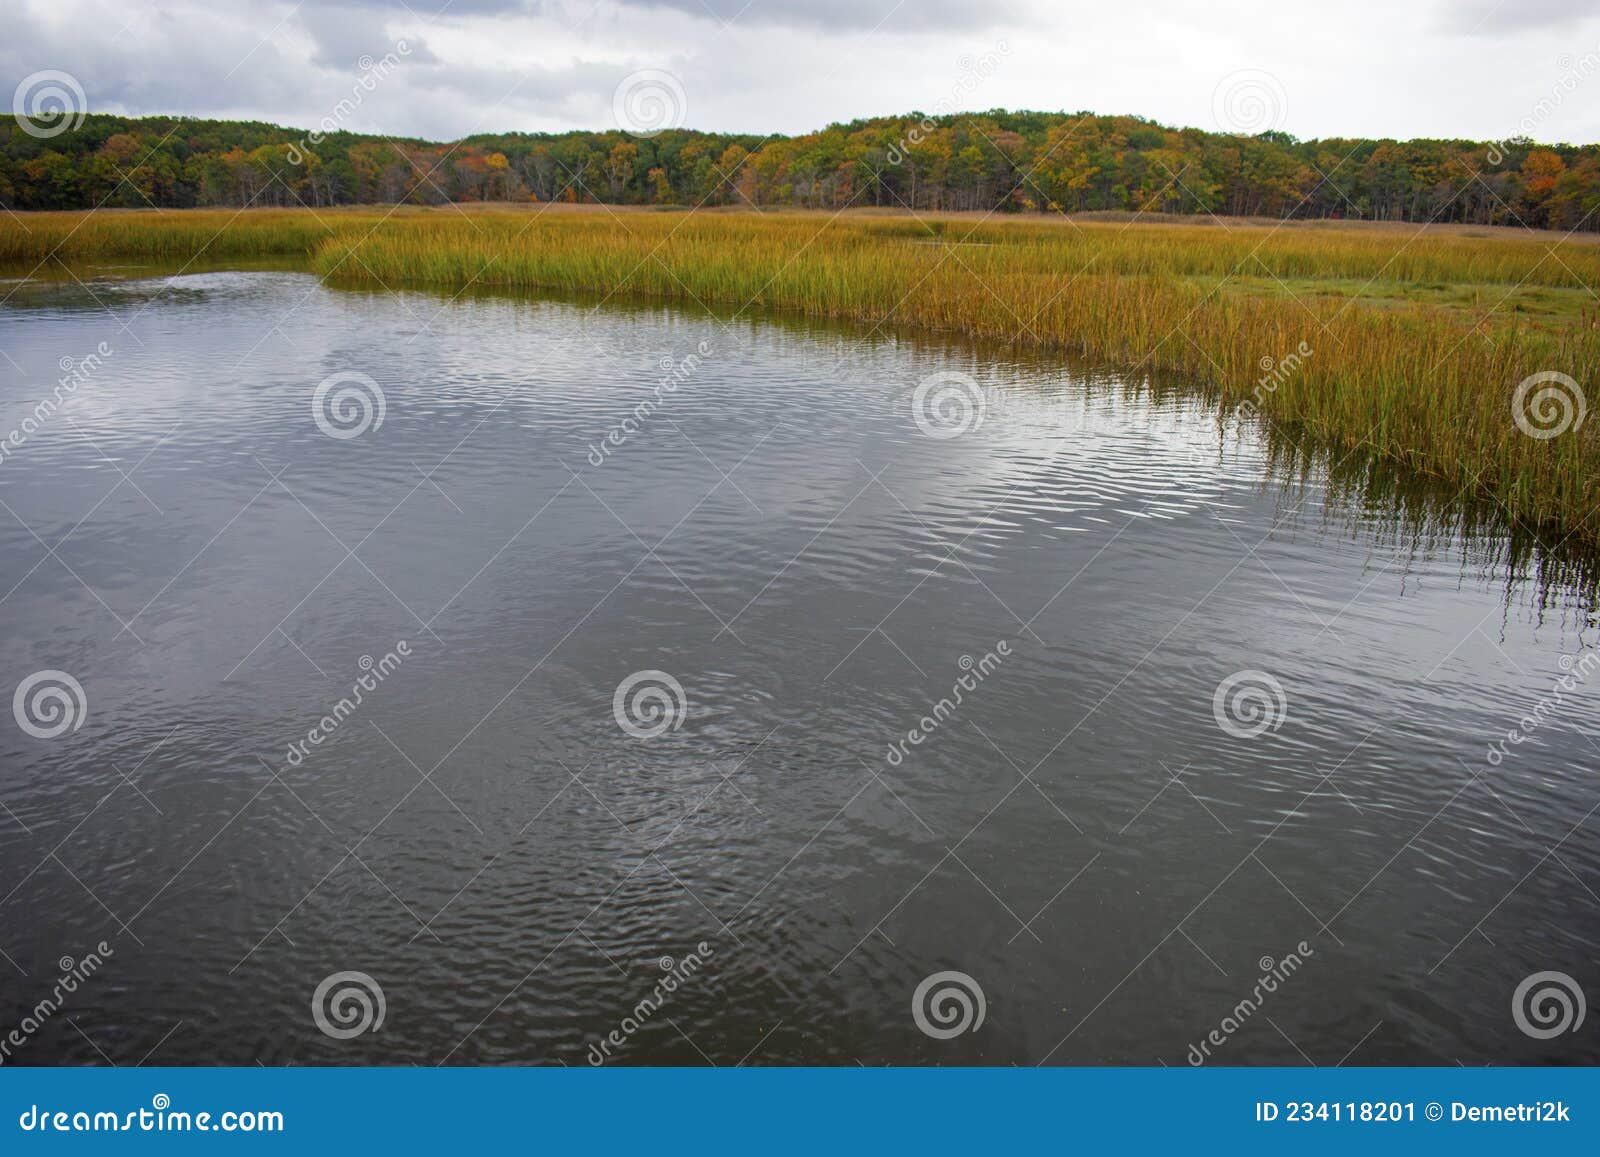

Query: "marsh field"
left=3, top=202, right=1600, bottom=1066
left=4, top=204, right=1598, bottom=542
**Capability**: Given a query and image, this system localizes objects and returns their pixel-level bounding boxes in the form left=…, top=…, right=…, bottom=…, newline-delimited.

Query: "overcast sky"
left=5, top=0, right=1600, bottom=144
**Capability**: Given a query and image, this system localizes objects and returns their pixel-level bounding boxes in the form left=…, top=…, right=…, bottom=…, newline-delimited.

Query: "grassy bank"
left=4, top=206, right=1597, bottom=541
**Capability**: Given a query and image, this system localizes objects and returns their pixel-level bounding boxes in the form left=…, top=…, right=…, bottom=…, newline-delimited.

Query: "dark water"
left=0, top=267, right=1596, bottom=1067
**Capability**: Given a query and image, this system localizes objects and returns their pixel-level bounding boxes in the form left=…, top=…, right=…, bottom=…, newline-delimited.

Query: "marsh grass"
left=4, top=205, right=1597, bottom=541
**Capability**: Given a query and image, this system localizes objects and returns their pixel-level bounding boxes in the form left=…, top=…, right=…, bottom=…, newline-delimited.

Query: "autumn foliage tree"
left=3, top=111, right=1596, bottom=231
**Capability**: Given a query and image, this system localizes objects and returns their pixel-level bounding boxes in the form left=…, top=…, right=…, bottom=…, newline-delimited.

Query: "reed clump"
left=3, top=205, right=1596, bottom=540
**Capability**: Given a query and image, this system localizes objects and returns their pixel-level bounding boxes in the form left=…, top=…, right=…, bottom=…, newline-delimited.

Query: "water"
left=0, top=267, right=1596, bottom=1067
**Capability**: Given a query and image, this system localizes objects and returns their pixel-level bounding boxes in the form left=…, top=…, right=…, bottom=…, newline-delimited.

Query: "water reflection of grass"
left=3, top=206, right=1597, bottom=546
left=324, top=274, right=1599, bottom=608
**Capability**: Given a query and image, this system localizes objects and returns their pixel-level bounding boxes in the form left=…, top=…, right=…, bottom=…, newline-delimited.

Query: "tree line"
left=3, top=110, right=1596, bottom=231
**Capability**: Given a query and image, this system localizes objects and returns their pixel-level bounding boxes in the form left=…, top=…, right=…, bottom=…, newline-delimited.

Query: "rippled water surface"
left=1, top=268, right=1597, bottom=1066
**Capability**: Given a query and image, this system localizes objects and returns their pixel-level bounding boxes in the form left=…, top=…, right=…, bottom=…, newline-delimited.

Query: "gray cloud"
left=607, top=0, right=1019, bottom=31
left=280, top=0, right=1017, bottom=32
left=287, top=0, right=535, bottom=15
left=1442, top=0, right=1600, bottom=34
left=297, top=7, right=440, bottom=70
left=3, top=6, right=308, bottom=121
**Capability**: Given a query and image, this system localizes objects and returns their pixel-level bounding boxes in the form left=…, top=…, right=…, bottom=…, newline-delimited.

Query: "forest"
left=2, top=109, right=1597, bottom=231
